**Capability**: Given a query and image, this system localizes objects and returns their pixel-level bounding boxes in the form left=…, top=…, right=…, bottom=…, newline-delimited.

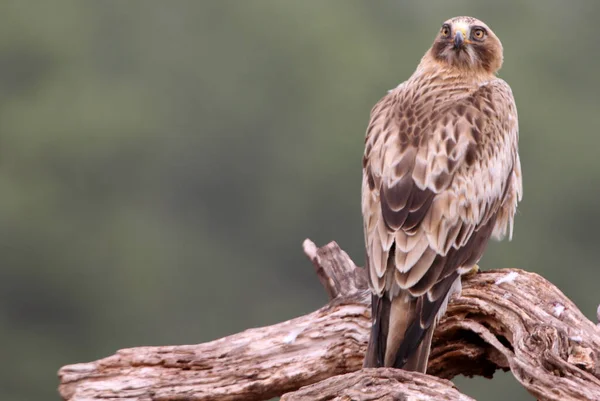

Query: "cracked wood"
left=281, top=368, right=475, bottom=401
left=58, top=240, right=600, bottom=401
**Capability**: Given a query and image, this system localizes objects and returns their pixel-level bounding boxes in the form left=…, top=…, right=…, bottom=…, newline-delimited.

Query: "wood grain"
left=58, top=240, right=600, bottom=401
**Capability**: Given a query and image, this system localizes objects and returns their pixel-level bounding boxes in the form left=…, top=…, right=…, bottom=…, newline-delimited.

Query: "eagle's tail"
left=363, top=292, right=435, bottom=373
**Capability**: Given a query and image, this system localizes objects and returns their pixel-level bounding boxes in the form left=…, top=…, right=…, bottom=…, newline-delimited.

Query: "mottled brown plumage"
left=362, top=16, right=522, bottom=372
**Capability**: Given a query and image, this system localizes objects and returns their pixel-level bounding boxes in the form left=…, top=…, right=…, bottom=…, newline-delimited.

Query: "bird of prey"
left=362, top=16, right=522, bottom=372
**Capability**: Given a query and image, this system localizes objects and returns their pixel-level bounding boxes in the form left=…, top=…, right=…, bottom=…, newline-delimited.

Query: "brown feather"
left=362, top=16, right=522, bottom=372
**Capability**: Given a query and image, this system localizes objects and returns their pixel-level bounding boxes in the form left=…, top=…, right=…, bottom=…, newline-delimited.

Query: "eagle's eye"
left=441, top=25, right=450, bottom=38
left=471, top=27, right=486, bottom=40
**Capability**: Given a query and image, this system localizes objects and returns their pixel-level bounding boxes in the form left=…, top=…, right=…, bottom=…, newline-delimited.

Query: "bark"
left=58, top=240, right=600, bottom=401
left=281, top=368, right=475, bottom=401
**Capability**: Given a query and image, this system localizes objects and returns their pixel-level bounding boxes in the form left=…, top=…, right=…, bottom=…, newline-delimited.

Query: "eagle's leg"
left=463, top=264, right=480, bottom=276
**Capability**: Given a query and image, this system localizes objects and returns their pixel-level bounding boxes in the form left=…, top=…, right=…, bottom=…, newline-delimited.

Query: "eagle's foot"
left=464, top=264, right=480, bottom=277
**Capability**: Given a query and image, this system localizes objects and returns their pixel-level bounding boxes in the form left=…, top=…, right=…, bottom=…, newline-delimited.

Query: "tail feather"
left=364, top=277, right=458, bottom=373
left=402, top=324, right=435, bottom=372
left=364, top=293, right=429, bottom=372
left=363, top=294, right=389, bottom=368
left=385, top=295, right=418, bottom=367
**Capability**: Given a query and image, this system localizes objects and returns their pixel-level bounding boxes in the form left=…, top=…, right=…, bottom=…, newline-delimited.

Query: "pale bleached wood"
left=302, top=238, right=368, bottom=299
left=58, top=241, right=370, bottom=401
left=281, top=368, right=475, bottom=401
left=58, top=240, right=600, bottom=401
left=58, top=298, right=370, bottom=401
left=429, top=268, right=600, bottom=401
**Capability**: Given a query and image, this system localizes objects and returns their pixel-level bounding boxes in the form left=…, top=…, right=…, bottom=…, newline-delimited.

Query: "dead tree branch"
left=281, top=368, right=475, bottom=401
left=58, top=240, right=600, bottom=401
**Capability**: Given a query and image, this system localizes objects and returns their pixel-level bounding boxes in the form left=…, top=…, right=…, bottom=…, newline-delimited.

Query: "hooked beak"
left=453, top=31, right=465, bottom=49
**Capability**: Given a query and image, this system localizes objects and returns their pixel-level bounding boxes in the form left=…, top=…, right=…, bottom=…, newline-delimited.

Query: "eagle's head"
left=430, top=16, right=503, bottom=74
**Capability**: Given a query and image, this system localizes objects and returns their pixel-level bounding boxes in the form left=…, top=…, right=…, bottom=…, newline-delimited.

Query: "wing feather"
left=363, top=77, right=521, bottom=368
left=363, top=77, right=520, bottom=299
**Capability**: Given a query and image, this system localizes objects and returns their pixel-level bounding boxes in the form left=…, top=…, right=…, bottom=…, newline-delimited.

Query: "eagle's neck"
left=414, top=51, right=496, bottom=86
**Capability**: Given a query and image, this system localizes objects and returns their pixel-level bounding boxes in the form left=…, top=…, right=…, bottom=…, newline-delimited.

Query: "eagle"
left=362, top=16, right=522, bottom=372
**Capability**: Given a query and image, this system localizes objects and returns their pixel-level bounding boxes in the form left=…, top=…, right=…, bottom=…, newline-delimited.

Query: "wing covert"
left=362, top=78, right=520, bottom=300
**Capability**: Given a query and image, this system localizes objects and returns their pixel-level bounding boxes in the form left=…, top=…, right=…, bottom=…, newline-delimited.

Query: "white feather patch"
left=494, top=271, right=518, bottom=285
left=552, top=303, right=565, bottom=318
left=570, top=335, right=583, bottom=343
left=283, top=327, right=305, bottom=344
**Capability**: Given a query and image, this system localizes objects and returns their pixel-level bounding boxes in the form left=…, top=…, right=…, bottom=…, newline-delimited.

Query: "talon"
left=465, top=264, right=480, bottom=276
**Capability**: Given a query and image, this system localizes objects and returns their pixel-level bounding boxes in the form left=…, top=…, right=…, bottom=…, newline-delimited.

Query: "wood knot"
left=568, top=344, right=595, bottom=372
left=525, top=325, right=569, bottom=359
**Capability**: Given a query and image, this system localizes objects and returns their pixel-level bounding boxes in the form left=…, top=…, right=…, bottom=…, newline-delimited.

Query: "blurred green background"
left=1, top=1, right=598, bottom=400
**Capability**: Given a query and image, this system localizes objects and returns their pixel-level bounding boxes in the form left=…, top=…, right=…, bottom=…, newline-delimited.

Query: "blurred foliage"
left=1, top=1, right=599, bottom=400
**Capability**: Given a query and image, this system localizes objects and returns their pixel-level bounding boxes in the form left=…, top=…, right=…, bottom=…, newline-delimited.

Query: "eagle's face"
left=431, top=17, right=503, bottom=74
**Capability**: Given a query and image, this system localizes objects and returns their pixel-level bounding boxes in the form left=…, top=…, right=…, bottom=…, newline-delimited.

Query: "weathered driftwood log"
left=58, top=241, right=371, bottom=401
left=281, top=368, right=475, bottom=401
left=58, top=240, right=600, bottom=401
